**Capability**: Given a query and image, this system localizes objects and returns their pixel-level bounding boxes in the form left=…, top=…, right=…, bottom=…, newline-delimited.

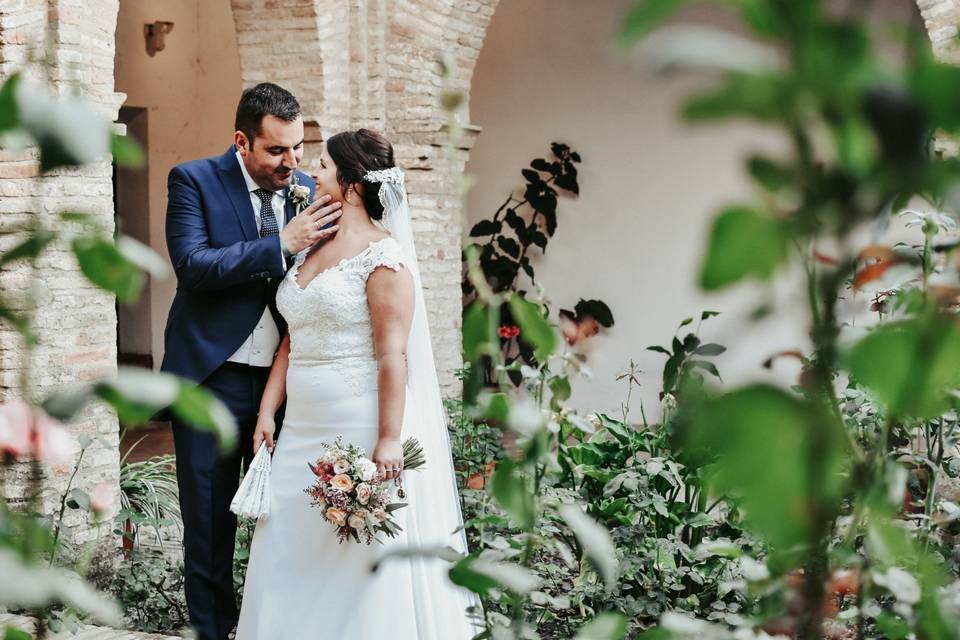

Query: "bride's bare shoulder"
left=368, top=229, right=392, bottom=244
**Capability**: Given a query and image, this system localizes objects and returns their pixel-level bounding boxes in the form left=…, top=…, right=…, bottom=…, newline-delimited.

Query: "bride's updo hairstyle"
left=325, top=129, right=395, bottom=221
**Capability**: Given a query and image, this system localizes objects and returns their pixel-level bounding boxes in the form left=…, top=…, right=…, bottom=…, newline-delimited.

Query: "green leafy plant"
left=109, top=547, right=187, bottom=633
left=115, top=451, right=181, bottom=551
left=462, top=145, right=614, bottom=387
left=621, top=1, right=960, bottom=637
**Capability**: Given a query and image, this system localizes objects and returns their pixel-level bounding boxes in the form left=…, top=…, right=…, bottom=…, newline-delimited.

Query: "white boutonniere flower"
left=287, top=174, right=312, bottom=213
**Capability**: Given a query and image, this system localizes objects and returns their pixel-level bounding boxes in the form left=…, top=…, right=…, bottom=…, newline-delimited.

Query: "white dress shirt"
left=226, top=151, right=287, bottom=367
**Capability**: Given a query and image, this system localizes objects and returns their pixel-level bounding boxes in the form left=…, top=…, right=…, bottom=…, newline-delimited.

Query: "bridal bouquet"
left=304, top=437, right=424, bottom=545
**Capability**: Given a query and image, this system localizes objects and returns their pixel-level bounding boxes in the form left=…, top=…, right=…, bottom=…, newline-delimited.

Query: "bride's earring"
left=345, top=186, right=359, bottom=206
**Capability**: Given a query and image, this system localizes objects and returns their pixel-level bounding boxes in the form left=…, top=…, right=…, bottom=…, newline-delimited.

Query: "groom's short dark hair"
left=235, top=83, right=301, bottom=148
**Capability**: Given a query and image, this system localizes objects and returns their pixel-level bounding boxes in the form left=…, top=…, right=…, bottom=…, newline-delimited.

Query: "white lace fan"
left=230, top=442, right=272, bottom=519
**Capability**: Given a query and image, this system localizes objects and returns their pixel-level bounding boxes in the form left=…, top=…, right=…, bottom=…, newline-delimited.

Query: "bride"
left=235, top=129, right=478, bottom=639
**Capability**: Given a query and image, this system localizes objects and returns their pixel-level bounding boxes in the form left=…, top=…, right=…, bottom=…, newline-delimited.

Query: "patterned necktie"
left=254, top=188, right=279, bottom=237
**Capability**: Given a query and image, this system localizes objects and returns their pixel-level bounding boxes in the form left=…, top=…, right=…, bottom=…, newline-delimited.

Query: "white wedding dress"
left=235, top=237, right=477, bottom=639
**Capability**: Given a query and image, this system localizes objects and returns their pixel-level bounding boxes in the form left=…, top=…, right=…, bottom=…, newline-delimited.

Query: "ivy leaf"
left=691, top=385, right=849, bottom=562
left=95, top=368, right=237, bottom=452
left=15, top=81, right=111, bottom=172
left=497, top=236, right=521, bottom=259
left=683, top=74, right=796, bottom=123
left=509, top=294, right=557, bottom=362
left=689, top=360, right=721, bottom=380
left=470, top=559, right=540, bottom=594
left=470, top=219, right=501, bottom=237
left=559, top=503, right=619, bottom=591
left=0, top=229, right=55, bottom=267
left=111, top=132, right=145, bottom=168
left=747, top=155, right=793, bottom=192
left=504, top=208, right=526, bottom=235
left=574, top=299, right=614, bottom=327
left=700, top=206, right=788, bottom=290
left=531, top=231, right=548, bottom=251
left=519, top=256, right=535, bottom=279
left=491, top=459, right=535, bottom=529
left=555, top=172, right=580, bottom=195
left=5, top=628, right=34, bottom=640
left=574, top=612, right=628, bottom=640
left=463, top=301, right=495, bottom=362
left=521, top=168, right=542, bottom=184
left=71, top=236, right=143, bottom=303
left=0, top=73, right=21, bottom=133
left=448, top=555, right=501, bottom=596
left=66, top=489, right=91, bottom=511
left=847, top=314, right=960, bottom=419
left=530, top=158, right=552, bottom=172
left=695, top=343, right=726, bottom=356
left=0, top=305, right=36, bottom=345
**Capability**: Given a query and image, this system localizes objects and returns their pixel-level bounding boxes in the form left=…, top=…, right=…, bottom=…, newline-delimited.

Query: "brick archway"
left=917, top=0, right=960, bottom=62
left=230, top=0, right=499, bottom=393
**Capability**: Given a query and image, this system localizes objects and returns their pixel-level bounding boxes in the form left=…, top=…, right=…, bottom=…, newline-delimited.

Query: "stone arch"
left=916, top=0, right=960, bottom=62
left=228, top=0, right=498, bottom=393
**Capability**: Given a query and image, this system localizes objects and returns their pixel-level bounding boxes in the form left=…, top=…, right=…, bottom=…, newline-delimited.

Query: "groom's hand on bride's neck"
left=280, top=194, right=342, bottom=253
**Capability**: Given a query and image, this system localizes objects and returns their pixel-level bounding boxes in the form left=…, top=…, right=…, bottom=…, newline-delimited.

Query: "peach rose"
left=356, top=483, right=372, bottom=504
left=333, top=459, right=350, bottom=475
left=331, top=474, right=354, bottom=492
left=347, top=514, right=365, bottom=529
left=372, top=508, right=387, bottom=523
left=325, top=507, right=347, bottom=527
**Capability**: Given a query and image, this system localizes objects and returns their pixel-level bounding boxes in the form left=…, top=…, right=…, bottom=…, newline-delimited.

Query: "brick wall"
left=0, top=0, right=124, bottom=549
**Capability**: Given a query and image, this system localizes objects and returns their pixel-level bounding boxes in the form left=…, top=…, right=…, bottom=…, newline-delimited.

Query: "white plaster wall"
left=114, top=0, right=242, bottom=366
left=466, top=0, right=922, bottom=421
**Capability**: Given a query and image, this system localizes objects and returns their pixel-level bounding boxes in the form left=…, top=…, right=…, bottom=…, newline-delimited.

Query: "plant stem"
left=50, top=446, right=86, bottom=567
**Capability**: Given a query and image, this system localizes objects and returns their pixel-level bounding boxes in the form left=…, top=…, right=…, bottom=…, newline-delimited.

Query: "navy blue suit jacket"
left=161, top=146, right=316, bottom=384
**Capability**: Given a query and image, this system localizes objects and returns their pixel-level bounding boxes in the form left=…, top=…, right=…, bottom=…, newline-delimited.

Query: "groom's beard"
left=269, top=168, right=293, bottom=190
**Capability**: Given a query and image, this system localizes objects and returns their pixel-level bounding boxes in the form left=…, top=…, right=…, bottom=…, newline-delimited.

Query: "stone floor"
left=0, top=613, right=181, bottom=639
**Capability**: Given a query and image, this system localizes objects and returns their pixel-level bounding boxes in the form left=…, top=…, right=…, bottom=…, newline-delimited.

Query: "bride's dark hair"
left=325, top=129, right=395, bottom=220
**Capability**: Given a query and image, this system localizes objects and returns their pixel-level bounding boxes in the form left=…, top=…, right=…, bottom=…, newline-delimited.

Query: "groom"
left=161, top=82, right=342, bottom=640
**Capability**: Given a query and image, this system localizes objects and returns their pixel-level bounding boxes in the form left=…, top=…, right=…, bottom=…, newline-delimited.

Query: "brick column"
left=382, top=0, right=498, bottom=395
left=0, top=0, right=125, bottom=549
left=917, top=0, right=960, bottom=62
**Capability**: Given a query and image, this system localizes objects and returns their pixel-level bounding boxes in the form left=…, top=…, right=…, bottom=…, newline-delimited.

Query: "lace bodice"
left=276, top=237, right=405, bottom=394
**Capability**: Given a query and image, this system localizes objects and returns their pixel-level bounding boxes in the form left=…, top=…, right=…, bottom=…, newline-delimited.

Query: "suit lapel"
left=216, top=146, right=258, bottom=241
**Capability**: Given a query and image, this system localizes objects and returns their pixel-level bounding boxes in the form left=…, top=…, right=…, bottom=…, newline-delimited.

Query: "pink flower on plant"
left=0, top=400, right=32, bottom=457
left=0, top=400, right=75, bottom=468
left=34, top=411, right=75, bottom=469
left=89, top=481, right=115, bottom=514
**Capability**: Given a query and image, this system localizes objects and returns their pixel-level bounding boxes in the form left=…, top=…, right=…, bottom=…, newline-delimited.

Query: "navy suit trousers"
left=173, top=362, right=270, bottom=640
